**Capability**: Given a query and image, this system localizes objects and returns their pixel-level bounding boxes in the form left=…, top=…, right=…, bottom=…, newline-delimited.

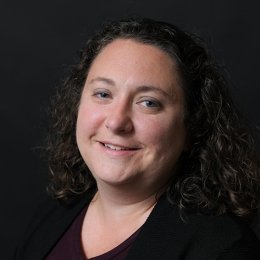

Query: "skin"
left=76, top=39, right=187, bottom=256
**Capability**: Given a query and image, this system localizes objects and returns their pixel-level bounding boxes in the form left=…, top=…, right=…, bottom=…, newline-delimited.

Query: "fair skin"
left=76, top=39, right=186, bottom=257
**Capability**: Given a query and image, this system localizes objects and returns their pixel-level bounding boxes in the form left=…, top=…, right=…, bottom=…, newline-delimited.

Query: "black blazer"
left=14, top=191, right=260, bottom=260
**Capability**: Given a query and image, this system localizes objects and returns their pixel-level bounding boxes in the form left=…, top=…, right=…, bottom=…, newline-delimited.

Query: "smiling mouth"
left=101, top=142, right=140, bottom=151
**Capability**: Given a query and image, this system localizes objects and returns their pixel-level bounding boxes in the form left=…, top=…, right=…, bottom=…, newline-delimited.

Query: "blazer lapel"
left=126, top=195, right=191, bottom=260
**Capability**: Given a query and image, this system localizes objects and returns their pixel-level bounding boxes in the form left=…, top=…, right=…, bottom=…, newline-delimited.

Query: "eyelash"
left=92, top=90, right=162, bottom=110
left=138, top=99, right=162, bottom=109
left=139, top=100, right=161, bottom=108
left=92, top=91, right=110, bottom=99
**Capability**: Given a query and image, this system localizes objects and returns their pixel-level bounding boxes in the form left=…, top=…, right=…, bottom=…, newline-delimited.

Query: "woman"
left=15, top=18, right=260, bottom=259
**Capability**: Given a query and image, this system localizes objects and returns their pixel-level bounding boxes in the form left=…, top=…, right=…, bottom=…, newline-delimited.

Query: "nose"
left=105, top=101, right=134, bottom=134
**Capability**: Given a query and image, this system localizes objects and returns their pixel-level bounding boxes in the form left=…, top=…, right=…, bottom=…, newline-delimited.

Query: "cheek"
left=76, top=104, right=105, bottom=140
left=137, top=113, right=185, bottom=146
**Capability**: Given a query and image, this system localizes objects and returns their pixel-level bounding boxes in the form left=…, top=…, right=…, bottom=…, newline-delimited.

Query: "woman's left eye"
left=139, top=99, right=161, bottom=108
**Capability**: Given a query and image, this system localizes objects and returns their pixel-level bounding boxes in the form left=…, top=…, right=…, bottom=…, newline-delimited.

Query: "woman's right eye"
left=93, top=91, right=110, bottom=99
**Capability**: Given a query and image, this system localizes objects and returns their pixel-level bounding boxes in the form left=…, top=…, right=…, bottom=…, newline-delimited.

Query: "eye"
left=142, top=100, right=160, bottom=107
left=138, top=99, right=162, bottom=108
left=92, top=90, right=110, bottom=99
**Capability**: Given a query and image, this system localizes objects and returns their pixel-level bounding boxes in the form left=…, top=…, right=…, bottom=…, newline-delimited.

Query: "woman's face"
left=76, top=39, right=186, bottom=193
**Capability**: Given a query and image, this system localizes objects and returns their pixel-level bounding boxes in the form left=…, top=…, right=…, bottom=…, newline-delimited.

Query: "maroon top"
left=46, top=207, right=140, bottom=260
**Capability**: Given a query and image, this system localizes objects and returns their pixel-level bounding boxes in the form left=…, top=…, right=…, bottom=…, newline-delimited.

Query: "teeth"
left=104, top=143, right=128, bottom=151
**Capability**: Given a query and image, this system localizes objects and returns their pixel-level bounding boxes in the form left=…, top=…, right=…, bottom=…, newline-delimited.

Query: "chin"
left=93, top=169, right=140, bottom=187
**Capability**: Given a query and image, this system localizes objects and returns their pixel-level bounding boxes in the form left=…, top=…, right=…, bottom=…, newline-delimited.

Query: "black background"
left=1, top=1, right=259, bottom=259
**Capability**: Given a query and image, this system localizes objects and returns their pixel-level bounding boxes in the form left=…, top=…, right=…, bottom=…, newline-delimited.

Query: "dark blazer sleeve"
left=215, top=238, right=260, bottom=260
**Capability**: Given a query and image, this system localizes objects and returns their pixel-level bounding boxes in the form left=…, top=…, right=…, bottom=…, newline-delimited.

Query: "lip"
left=97, top=141, right=142, bottom=156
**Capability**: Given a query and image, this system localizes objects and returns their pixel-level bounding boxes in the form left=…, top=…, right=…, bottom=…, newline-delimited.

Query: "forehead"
left=91, top=38, right=176, bottom=68
left=86, top=39, right=183, bottom=93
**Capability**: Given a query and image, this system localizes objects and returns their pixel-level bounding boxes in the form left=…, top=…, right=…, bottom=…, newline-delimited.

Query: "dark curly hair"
left=46, top=18, right=260, bottom=218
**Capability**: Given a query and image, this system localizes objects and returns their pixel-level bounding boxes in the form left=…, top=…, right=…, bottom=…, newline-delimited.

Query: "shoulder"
left=127, top=195, right=260, bottom=260
left=14, top=191, right=94, bottom=260
left=183, top=211, right=260, bottom=259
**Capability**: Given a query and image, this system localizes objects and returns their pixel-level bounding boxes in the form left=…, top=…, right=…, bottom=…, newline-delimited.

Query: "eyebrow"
left=136, top=85, right=169, bottom=98
left=89, top=77, right=170, bottom=98
left=89, top=77, right=115, bottom=86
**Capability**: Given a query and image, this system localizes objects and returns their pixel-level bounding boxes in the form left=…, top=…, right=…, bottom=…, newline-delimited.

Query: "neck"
left=81, top=182, right=162, bottom=258
left=92, top=181, right=163, bottom=223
